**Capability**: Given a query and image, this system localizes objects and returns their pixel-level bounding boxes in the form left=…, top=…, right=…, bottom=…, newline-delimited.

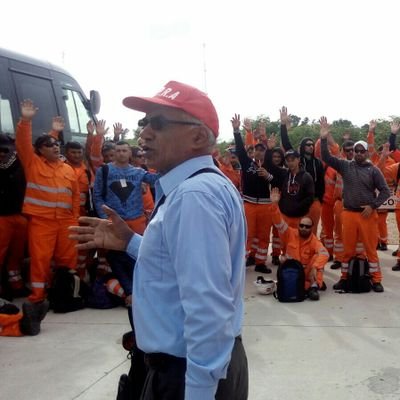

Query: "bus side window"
left=63, top=89, right=91, bottom=135
left=0, top=95, right=14, bottom=135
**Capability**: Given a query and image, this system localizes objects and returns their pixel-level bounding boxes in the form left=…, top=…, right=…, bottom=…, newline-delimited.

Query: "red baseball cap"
left=123, top=81, right=219, bottom=137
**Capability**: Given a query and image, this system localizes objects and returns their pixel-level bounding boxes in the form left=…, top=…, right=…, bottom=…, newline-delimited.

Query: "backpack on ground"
left=48, top=267, right=88, bottom=313
left=274, top=259, right=306, bottom=302
left=345, top=257, right=371, bottom=293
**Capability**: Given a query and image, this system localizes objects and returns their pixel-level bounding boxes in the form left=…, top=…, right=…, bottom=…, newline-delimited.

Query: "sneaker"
left=20, top=302, right=41, bottom=335
left=330, top=261, right=342, bottom=270
left=392, top=261, right=400, bottom=271
left=372, top=282, right=384, bottom=293
left=333, top=279, right=347, bottom=291
left=271, top=256, right=280, bottom=266
left=246, top=256, right=256, bottom=267
left=379, top=243, right=388, bottom=251
left=308, top=287, right=320, bottom=301
left=254, top=264, right=272, bottom=274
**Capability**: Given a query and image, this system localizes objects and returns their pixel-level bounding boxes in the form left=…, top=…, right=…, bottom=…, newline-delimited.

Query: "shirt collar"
left=158, top=155, right=217, bottom=197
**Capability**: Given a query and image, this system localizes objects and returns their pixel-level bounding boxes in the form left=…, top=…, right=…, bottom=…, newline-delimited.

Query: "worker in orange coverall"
left=320, top=117, right=390, bottom=293
left=15, top=100, right=80, bottom=306
left=270, top=188, right=329, bottom=301
left=367, top=120, right=395, bottom=251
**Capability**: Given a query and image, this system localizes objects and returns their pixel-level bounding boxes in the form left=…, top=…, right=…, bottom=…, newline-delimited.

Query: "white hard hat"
left=253, top=276, right=277, bottom=295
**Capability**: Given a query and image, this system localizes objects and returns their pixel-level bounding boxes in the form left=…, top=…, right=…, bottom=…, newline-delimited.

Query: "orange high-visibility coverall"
left=320, top=167, right=336, bottom=256
left=272, top=204, right=329, bottom=289
left=16, top=120, right=80, bottom=303
left=0, top=215, right=27, bottom=290
left=368, top=131, right=395, bottom=245
left=381, top=162, right=400, bottom=256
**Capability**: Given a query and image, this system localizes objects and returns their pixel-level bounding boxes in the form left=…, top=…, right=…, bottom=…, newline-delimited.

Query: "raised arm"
left=389, top=121, right=400, bottom=162
left=231, top=114, right=252, bottom=170
left=15, top=99, right=38, bottom=168
left=319, top=116, right=345, bottom=174
left=48, top=116, right=65, bottom=141
left=279, top=106, right=293, bottom=151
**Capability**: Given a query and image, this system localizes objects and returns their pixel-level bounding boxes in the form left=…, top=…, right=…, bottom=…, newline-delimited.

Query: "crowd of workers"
left=0, top=98, right=399, bottom=335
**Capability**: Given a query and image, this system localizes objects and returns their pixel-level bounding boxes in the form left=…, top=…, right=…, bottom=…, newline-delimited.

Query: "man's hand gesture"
left=96, top=120, right=109, bottom=136
left=280, top=106, right=290, bottom=126
left=369, top=119, right=377, bottom=132
left=20, top=99, right=38, bottom=121
left=243, top=118, right=252, bottom=132
left=231, top=114, right=241, bottom=131
left=319, top=116, right=330, bottom=139
left=69, top=206, right=134, bottom=251
left=270, top=187, right=281, bottom=204
left=52, top=116, right=65, bottom=132
left=87, top=120, right=95, bottom=135
left=391, top=121, right=400, bottom=135
left=113, top=122, right=124, bottom=140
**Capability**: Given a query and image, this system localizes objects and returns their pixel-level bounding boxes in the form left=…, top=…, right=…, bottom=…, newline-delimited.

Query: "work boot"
left=246, top=256, right=256, bottom=267
left=392, top=260, right=400, bottom=271
left=372, top=282, right=384, bottom=293
left=255, top=264, right=272, bottom=274
left=122, top=331, right=136, bottom=352
left=379, top=243, right=388, bottom=251
left=271, top=256, right=280, bottom=266
left=333, top=279, right=347, bottom=291
left=392, top=249, right=399, bottom=257
left=36, top=299, right=49, bottom=321
left=330, top=261, right=342, bottom=270
left=20, top=302, right=41, bottom=335
left=308, top=287, right=320, bottom=301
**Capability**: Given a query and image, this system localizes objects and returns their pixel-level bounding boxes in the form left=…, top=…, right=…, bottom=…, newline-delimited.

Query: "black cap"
left=284, top=149, right=300, bottom=159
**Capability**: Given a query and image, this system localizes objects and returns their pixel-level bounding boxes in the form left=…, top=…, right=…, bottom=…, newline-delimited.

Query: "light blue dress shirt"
left=127, top=155, right=246, bottom=400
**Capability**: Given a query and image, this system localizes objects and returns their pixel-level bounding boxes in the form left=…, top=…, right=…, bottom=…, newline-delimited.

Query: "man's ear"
left=191, top=126, right=210, bottom=149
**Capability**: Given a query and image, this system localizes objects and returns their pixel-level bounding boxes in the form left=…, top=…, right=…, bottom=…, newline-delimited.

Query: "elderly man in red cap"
left=71, top=81, right=248, bottom=400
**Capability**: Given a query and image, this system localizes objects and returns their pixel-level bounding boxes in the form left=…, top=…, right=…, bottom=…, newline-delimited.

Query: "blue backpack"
left=274, top=259, right=306, bottom=302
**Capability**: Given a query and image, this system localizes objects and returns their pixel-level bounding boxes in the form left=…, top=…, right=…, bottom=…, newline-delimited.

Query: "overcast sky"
left=2, top=0, right=399, bottom=141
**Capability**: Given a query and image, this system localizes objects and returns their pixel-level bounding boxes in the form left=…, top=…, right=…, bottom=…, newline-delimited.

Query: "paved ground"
left=2, top=246, right=400, bottom=400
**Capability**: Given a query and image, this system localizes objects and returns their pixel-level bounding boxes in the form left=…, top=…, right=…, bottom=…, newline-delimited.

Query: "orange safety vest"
left=15, top=120, right=80, bottom=220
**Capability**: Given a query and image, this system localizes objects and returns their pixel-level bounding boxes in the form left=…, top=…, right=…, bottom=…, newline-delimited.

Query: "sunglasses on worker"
left=299, top=223, right=312, bottom=229
left=138, top=115, right=202, bottom=131
left=43, top=141, right=60, bottom=148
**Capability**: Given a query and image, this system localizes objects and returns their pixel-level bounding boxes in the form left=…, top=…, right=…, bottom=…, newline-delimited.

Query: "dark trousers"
left=106, top=250, right=135, bottom=295
left=140, top=336, right=248, bottom=400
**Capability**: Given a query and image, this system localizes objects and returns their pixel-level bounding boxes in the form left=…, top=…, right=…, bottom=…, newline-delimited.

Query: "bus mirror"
left=90, top=90, right=101, bottom=115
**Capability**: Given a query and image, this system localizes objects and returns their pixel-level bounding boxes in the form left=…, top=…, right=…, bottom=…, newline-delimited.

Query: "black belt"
left=144, top=336, right=242, bottom=371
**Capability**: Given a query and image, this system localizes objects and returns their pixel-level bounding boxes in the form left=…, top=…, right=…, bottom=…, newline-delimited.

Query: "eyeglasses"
left=43, top=141, right=60, bottom=148
left=354, top=149, right=367, bottom=154
left=299, top=223, right=312, bottom=229
left=304, top=143, right=314, bottom=147
left=0, top=147, right=10, bottom=153
left=138, top=115, right=202, bottom=131
left=344, top=148, right=354, bottom=153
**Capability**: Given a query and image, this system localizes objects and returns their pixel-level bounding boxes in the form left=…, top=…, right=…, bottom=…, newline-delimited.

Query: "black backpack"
left=274, top=259, right=306, bottom=302
left=345, top=257, right=371, bottom=293
left=48, top=268, right=88, bottom=313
